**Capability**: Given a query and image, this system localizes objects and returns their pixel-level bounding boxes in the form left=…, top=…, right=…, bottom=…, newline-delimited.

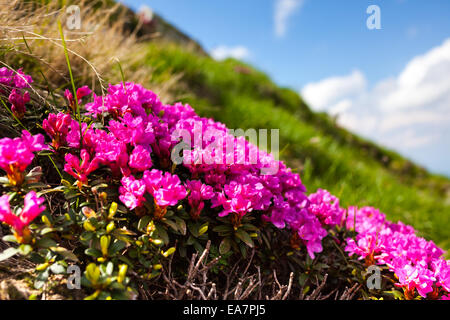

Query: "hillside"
left=0, top=1, right=449, bottom=301
left=138, top=18, right=450, bottom=250
left=1, top=0, right=448, bottom=249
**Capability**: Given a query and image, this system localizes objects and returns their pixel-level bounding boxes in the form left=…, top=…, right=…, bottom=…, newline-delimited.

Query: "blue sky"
left=121, top=0, right=450, bottom=176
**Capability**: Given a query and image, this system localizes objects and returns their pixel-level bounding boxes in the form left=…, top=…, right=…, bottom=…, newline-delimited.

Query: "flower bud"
left=100, top=192, right=107, bottom=203
left=83, top=220, right=96, bottom=232
left=151, top=239, right=163, bottom=246
left=117, top=264, right=128, bottom=283
left=36, top=262, right=49, bottom=271
left=153, top=264, right=162, bottom=270
left=106, top=221, right=116, bottom=233
left=198, top=224, right=208, bottom=236
left=100, top=235, right=111, bottom=257
left=108, top=202, right=118, bottom=219
left=146, top=220, right=156, bottom=235
left=86, top=263, right=100, bottom=284
left=41, top=215, right=52, bottom=227
left=162, top=247, right=176, bottom=257
left=82, top=207, right=96, bottom=218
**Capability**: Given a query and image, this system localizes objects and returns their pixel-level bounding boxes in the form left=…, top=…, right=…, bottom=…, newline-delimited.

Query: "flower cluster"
left=39, top=82, right=333, bottom=258
left=0, top=67, right=32, bottom=119
left=1, top=68, right=448, bottom=300
left=0, top=191, right=46, bottom=243
left=344, top=206, right=449, bottom=299
left=0, top=130, right=47, bottom=186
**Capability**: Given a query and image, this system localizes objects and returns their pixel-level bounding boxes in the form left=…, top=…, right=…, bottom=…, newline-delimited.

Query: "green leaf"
left=85, top=248, right=102, bottom=258
left=105, top=261, right=114, bottom=275
left=40, top=227, right=56, bottom=235
left=0, top=247, right=18, bottom=261
left=163, top=218, right=179, bottom=233
left=239, top=242, right=248, bottom=258
left=193, top=240, right=203, bottom=253
left=187, top=221, right=199, bottom=237
left=155, top=224, right=169, bottom=244
left=108, top=240, right=126, bottom=255
left=50, top=246, right=79, bottom=262
left=302, top=286, right=310, bottom=296
left=384, top=290, right=404, bottom=300
left=212, top=225, right=232, bottom=234
left=29, top=252, right=46, bottom=264
left=18, top=244, right=33, bottom=256
left=137, top=216, right=152, bottom=232
left=242, top=223, right=259, bottom=232
left=2, top=235, right=18, bottom=243
left=35, top=237, right=57, bottom=249
left=186, top=235, right=195, bottom=246
left=298, top=273, right=309, bottom=286
left=173, top=216, right=187, bottom=235
left=235, top=229, right=254, bottom=248
left=50, top=263, right=66, bottom=274
left=34, top=280, right=46, bottom=290
left=219, top=237, right=231, bottom=255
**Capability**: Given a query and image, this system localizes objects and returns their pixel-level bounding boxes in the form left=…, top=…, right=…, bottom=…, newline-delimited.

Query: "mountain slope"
left=140, top=39, right=450, bottom=250
left=2, top=0, right=448, bottom=250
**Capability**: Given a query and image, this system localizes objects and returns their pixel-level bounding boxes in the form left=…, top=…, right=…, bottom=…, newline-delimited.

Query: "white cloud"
left=300, top=38, right=450, bottom=173
left=274, top=0, right=304, bottom=37
left=301, top=70, right=366, bottom=111
left=210, top=45, right=250, bottom=61
left=380, top=39, right=450, bottom=112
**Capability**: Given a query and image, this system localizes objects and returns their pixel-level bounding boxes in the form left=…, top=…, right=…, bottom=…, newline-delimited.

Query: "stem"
left=0, top=95, right=27, bottom=130
left=58, top=20, right=82, bottom=149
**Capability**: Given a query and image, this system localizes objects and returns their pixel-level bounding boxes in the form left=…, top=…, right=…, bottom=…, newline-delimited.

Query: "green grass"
left=142, top=42, right=450, bottom=251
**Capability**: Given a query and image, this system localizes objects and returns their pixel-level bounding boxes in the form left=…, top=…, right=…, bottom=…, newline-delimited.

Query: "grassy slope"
left=141, top=42, right=449, bottom=251
left=3, top=1, right=448, bottom=251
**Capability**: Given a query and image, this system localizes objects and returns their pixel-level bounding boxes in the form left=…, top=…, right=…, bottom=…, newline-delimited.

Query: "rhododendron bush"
left=0, top=68, right=449, bottom=300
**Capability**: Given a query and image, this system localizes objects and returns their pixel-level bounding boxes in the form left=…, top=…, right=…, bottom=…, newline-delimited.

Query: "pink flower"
left=143, top=169, right=187, bottom=208
left=65, top=86, right=92, bottom=111
left=91, top=130, right=129, bottom=177
left=0, top=131, right=46, bottom=186
left=13, top=69, right=33, bottom=88
left=395, top=263, right=436, bottom=298
left=432, top=259, right=450, bottom=292
left=64, top=89, right=73, bottom=103
left=119, top=175, right=146, bottom=210
left=0, top=191, right=45, bottom=242
left=64, top=150, right=99, bottom=188
left=185, top=180, right=214, bottom=218
left=9, top=89, right=30, bottom=119
left=0, top=68, right=32, bottom=88
left=66, top=120, right=89, bottom=149
left=42, top=113, right=72, bottom=150
left=76, top=86, right=91, bottom=100
left=211, top=182, right=257, bottom=219
left=108, top=113, right=155, bottom=146
left=345, top=234, right=386, bottom=265
left=307, top=189, right=345, bottom=227
left=129, top=145, right=152, bottom=172
left=20, top=130, right=47, bottom=152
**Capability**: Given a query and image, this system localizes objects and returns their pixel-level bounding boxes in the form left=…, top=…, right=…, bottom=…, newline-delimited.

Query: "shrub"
left=0, top=68, right=448, bottom=300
